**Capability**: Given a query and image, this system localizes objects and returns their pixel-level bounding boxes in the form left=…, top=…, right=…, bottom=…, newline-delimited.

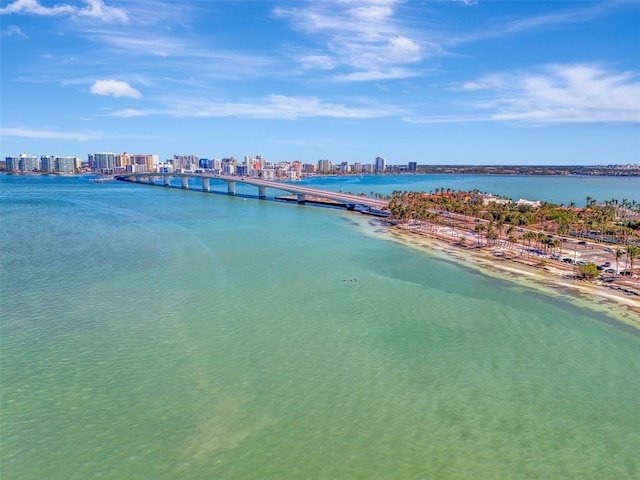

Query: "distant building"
left=222, top=163, right=235, bottom=175
left=40, top=155, right=56, bottom=172
left=173, top=154, right=199, bottom=171
left=116, top=153, right=131, bottom=169
left=91, top=152, right=116, bottom=173
left=260, top=169, right=276, bottom=180
left=126, top=163, right=147, bottom=174
left=318, top=159, right=333, bottom=173
left=302, top=163, right=317, bottom=174
left=479, top=194, right=511, bottom=206
left=516, top=198, right=541, bottom=208
left=56, top=156, right=78, bottom=173
left=375, top=156, right=386, bottom=173
left=408, top=161, right=417, bottom=172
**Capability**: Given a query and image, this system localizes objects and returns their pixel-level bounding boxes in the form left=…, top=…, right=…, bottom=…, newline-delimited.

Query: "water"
left=1, top=174, right=639, bottom=479
left=298, top=173, right=640, bottom=206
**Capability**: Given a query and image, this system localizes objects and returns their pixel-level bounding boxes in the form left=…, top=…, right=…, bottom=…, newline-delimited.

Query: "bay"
left=1, top=173, right=639, bottom=479
left=299, top=173, right=640, bottom=207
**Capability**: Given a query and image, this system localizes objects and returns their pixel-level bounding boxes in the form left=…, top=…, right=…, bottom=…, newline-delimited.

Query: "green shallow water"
left=1, top=175, right=639, bottom=479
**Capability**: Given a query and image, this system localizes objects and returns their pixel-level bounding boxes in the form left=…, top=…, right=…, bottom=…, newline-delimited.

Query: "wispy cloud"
left=107, top=94, right=405, bottom=120
left=90, top=79, right=142, bottom=99
left=274, top=0, right=430, bottom=82
left=0, top=127, right=100, bottom=141
left=1, top=24, right=28, bottom=37
left=408, top=64, right=640, bottom=124
left=450, top=1, right=625, bottom=46
left=0, top=0, right=128, bottom=23
left=486, top=64, right=640, bottom=123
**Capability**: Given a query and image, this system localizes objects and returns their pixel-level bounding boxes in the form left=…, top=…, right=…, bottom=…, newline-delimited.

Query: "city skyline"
left=1, top=0, right=639, bottom=165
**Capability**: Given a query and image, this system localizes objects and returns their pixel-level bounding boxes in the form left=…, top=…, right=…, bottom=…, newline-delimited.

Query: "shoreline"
left=364, top=219, right=640, bottom=332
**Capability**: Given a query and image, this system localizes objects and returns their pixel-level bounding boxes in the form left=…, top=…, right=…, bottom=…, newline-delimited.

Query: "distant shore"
left=370, top=219, right=640, bottom=331
left=2, top=163, right=639, bottom=178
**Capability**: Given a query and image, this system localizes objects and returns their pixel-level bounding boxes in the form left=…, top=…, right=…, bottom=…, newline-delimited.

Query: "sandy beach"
left=374, top=220, right=640, bottom=331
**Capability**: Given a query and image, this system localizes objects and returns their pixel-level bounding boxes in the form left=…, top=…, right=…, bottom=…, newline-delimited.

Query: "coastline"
left=362, top=218, right=640, bottom=332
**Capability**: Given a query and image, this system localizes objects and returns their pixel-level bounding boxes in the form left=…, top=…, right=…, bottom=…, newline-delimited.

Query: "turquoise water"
left=1, top=174, right=639, bottom=479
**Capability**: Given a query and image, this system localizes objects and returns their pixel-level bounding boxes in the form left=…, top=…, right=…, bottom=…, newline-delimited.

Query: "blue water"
left=1, top=173, right=639, bottom=479
left=299, top=173, right=640, bottom=206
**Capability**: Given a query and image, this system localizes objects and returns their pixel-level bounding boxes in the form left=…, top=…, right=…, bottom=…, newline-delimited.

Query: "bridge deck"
left=119, top=173, right=389, bottom=210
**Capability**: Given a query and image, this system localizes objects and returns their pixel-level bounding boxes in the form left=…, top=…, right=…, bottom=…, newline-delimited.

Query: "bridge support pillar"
left=202, top=178, right=210, bottom=192
left=148, top=175, right=155, bottom=185
left=227, top=181, right=236, bottom=196
left=258, top=186, right=267, bottom=199
left=164, top=176, right=171, bottom=187
left=135, top=176, right=142, bottom=183
left=297, top=194, right=306, bottom=204
left=181, top=176, right=189, bottom=189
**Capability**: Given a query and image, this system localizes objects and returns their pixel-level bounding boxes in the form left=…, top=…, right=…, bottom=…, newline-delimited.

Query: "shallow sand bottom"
left=379, top=225, right=640, bottom=332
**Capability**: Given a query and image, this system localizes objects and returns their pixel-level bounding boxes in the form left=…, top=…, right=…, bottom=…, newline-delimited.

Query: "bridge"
left=115, top=172, right=389, bottom=214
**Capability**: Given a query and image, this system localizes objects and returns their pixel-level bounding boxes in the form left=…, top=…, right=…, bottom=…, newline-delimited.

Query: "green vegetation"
left=577, top=262, right=599, bottom=280
left=387, top=190, right=640, bottom=248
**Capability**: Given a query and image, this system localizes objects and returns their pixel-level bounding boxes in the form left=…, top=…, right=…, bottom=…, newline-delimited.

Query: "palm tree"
left=505, top=225, right=515, bottom=247
left=474, top=223, right=485, bottom=246
left=626, top=245, right=639, bottom=275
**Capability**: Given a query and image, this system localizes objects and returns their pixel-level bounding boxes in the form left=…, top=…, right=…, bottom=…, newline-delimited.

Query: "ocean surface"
left=1, top=173, right=639, bottom=479
left=298, top=173, right=640, bottom=207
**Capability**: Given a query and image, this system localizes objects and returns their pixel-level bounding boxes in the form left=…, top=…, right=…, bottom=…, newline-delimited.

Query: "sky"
left=1, top=0, right=639, bottom=165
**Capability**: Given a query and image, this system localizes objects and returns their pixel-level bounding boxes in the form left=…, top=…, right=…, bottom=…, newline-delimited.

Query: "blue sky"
left=1, top=0, right=639, bottom=165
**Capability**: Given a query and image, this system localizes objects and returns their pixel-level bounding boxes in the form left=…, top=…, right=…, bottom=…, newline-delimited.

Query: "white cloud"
left=416, top=64, right=640, bottom=124
left=0, top=0, right=74, bottom=16
left=1, top=25, right=28, bottom=37
left=298, top=53, right=337, bottom=70
left=0, top=0, right=128, bottom=23
left=490, top=64, right=640, bottom=123
left=90, top=79, right=142, bottom=99
left=275, top=0, right=427, bottom=82
left=333, top=67, right=421, bottom=82
left=0, top=127, right=100, bottom=141
left=108, top=94, right=405, bottom=120
left=402, top=114, right=490, bottom=124
left=450, top=2, right=621, bottom=47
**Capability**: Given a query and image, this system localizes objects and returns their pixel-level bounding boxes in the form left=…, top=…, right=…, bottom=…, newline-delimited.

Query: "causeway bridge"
left=116, top=173, right=389, bottom=213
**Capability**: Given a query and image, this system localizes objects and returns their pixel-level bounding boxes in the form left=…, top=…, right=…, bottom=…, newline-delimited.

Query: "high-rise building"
left=375, top=156, right=386, bottom=173
left=41, top=155, right=56, bottom=172
left=56, top=156, right=78, bottom=173
left=5, top=156, right=18, bottom=172
left=318, top=159, right=332, bottom=173
left=172, top=155, right=199, bottom=171
left=116, top=153, right=131, bottom=168
left=6, top=154, right=41, bottom=172
left=408, top=161, right=417, bottom=172
left=92, top=152, right=116, bottom=173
